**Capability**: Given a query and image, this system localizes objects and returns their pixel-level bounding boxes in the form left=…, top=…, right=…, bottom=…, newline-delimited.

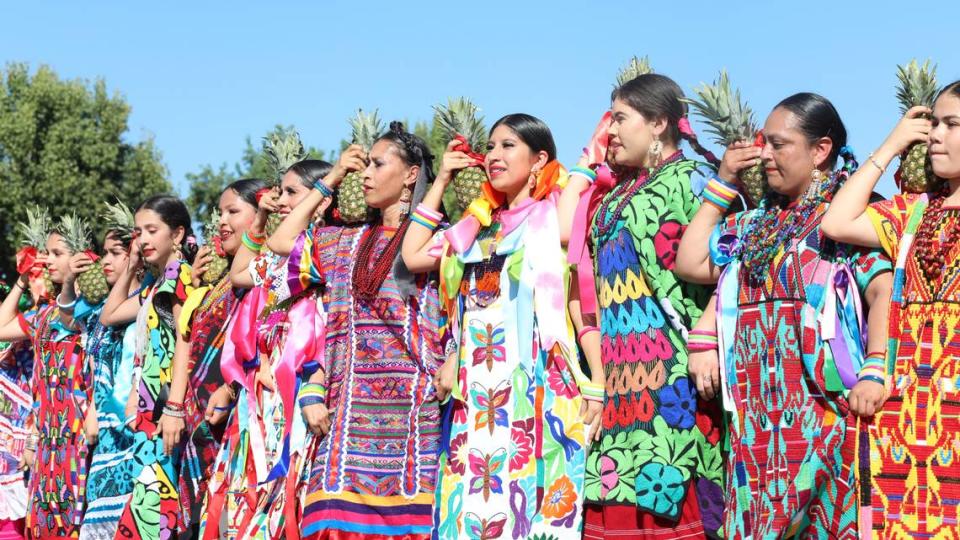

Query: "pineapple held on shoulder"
left=263, top=128, right=308, bottom=235
left=338, top=109, right=383, bottom=224
left=15, top=205, right=56, bottom=299
left=201, top=210, right=230, bottom=285
left=683, top=70, right=767, bottom=207
left=895, top=59, right=941, bottom=194
left=433, top=98, right=489, bottom=214
left=58, top=213, right=111, bottom=304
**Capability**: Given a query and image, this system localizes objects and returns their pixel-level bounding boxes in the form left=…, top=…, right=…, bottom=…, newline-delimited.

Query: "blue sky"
left=2, top=1, right=958, bottom=197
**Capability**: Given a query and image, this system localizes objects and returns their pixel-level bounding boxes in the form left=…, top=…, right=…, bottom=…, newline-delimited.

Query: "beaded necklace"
left=351, top=220, right=411, bottom=300
left=593, top=151, right=684, bottom=238
left=461, top=224, right=507, bottom=308
left=914, top=185, right=960, bottom=291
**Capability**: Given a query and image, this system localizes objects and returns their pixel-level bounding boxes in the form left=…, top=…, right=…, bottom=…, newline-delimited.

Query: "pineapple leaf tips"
left=615, top=55, right=654, bottom=87
left=348, top=109, right=385, bottom=150
left=896, top=59, right=939, bottom=114
left=681, top=70, right=757, bottom=146
left=263, top=127, right=307, bottom=182
left=17, top=205, right=51, bottom=249
left=433, top=97, right=487, bottom=152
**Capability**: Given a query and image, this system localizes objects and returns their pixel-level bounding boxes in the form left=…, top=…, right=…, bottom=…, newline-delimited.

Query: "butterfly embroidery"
left=469, top=319, right=505, bottom=372
left=467, top=448, right=507, bottom=501
left=464, top=511, right=507, bottom=540
left=470, top=381, right=510, bottom=435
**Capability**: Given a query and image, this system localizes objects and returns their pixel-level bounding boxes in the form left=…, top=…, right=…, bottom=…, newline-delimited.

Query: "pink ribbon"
left=444, top=197, right=538, bottom=255
left=566, top=165, right=616, bottom=315
left=220, top=286, right=265, bottom=385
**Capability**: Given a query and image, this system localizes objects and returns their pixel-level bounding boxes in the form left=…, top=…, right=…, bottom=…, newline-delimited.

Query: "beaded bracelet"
left=866, top=153, right=886, bottom=175
left=164, top=400, right=185, bottom=412
left=410, top=204, right=443, bottom=231
left=687, top=329, right=719, bottom=352
left=577, top=326, right=599, bottom=343
left=702, top=176, right=740, bottom=212
left=241, top=231, right=265, bottom=252
left=298, top=382, right=327, bottom=408
left=162, top=406, right=186, bottom=419
left=569, top=166, right=598, bottom=184
left=580, top=381, right=605, bottom=403
left=314, top=179, right=333, bottom=198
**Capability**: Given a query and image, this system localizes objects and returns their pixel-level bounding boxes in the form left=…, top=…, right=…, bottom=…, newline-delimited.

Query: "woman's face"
left=100, top=233, right=129, bottom=286
left=485, top=124, right=547, bottom=199
left=134, top=209, right=183, bottom=267
left=759, top=106, right=833, bottom=198
left=276, top=170, right=311, bottom=215
left=930, top=92, right=960, bottom=181
left=44, top=233, right=71, bottom=284
left=607, top=98, right=661, bottom=168
left=218, top=188, right=257, bottom=256
left=361, top=140, right=418, bottom=210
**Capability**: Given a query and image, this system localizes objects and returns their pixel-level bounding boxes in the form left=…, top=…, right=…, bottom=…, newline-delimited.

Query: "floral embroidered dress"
left=0, top=340, right=33, bottom=538
left=583, top=158, right=724, bottom=540
left=199, top=247, right=320, bottom=540
left=435, top=194, right=589, bottom=540
left=74, top=300, right=137, bottom=540
left=294, top=225, right=445, bottom=540
left=710, top=202, right=890, bottom=538
left=115, top=261, right=193, bottom=540
left=17, top=305, right=91, bottom=539
left=865, top=194, right=960, bottom=538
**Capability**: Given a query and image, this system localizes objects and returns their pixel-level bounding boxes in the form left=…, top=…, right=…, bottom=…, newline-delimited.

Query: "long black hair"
left=224, top=178, right=268, bottom=207
left=774, top=92, right=848, bottom=169
left=137, top=195, right=198, bottom=263
left=489, top=113, right=557, bottom=162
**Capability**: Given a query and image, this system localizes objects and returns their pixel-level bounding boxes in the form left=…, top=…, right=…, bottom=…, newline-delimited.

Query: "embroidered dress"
left=0, top=340, right=33, bottom=538
left=199, top=248, right=319, bottom=540
left=435, top=195, right=588, bottom=539
left=75, top=300, right=137, bottom=540
left=177, top=276, right=243, bottom=536
left=115, top=261, right=193, bottom=540
left=865, top=194, right=960, bottom=539
left=17, top=305, right=91, bottom=539
left=711, top=203, right=890, bottom=539
left=294, top=225, right=445, bottom=540
left=583, top=159, right=725, bottom=540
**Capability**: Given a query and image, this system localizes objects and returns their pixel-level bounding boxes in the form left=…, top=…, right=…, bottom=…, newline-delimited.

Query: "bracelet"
left=687, top=329, right=719, bottom=352
left=124, top=415, right=137, bottom=426
left=867, top=153, right=886, bottom=175
left=57, top=295, right=77, bottom=310
left=580, top=381, right=605, bottom=403
left=858, top=374, right=886, bottom=386
left=162, top=407, right=186, bottom=419
left=702, top=176, right=740, bottom=212
left=213, top=405, right=233, bottom=412
left=443, top=337, right=459, bottom=359
left=314, top=180, right=334, bottom=197
left=298, top=382, right=327, bottom=408
left=164, top=400, right=185, bottom=412
left=577, top=326, right=599, bottom=343
left=241, top=231, right=265, bottom=252
left=410, top=204, right=443, bottom=231
left=569, top=166, right=598, bottom=184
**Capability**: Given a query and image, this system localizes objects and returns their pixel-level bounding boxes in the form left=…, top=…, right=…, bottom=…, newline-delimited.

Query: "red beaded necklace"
left=593, top=151, right=683, bottom=238
left=351, top=220, right=411, bottom=300
left=914, top=187, right=960, bottom=289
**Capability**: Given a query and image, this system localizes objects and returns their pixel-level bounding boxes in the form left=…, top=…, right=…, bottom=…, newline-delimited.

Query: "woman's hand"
left=877, top=106, right=933, bottom=161
left=433, top=352, right=458, bottom=402
left=580, top=399, right=602, bottom=443
left=688, top=348, right=721, bottom=401
left=302, top=403, right=331, bottom=436
left=191, top=246, right=213, bottom=288
left=204, top=385, right=235, bottom=426
left=69, top=253, right=95, bottom=277
left=84, top=403, right=99, bottom=447
left=126, top=235, right=143, bottom=275
left=849, top=379, right=887, bottom=418
left=326, top=145, right=368, bottom=188
left=436, top=139, right=482, bottom=186
left=155, top=413, right=186, bottom=456
left=17, top=448, right=35, bottom=472
left=717, top=141, right=763, bottom=184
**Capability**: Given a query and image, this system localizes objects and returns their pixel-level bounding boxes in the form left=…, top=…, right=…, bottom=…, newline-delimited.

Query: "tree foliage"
left=0, top=62, right=169, bottom=278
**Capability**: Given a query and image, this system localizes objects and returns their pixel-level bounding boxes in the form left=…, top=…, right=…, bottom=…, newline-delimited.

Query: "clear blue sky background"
left=2, top=1, right=958, bottom=198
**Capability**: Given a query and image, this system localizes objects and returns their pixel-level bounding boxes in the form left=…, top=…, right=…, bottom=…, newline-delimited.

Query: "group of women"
left=0, top=71, right=959, bottom=540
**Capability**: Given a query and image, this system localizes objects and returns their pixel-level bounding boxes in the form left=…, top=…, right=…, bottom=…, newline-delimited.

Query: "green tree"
left=0, top=62, right=169, bottom=279
left=186, top=124, right=330, bottom=219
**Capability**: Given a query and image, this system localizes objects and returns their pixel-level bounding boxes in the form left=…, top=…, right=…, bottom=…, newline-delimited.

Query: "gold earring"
left=399, top=186, right=412, bottom=216
left=649, top=138, right=663, bottom=166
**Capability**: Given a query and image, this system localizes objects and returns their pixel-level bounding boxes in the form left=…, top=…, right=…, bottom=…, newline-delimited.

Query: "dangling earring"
left=648, top=138, right=663, bottom=167
left=528, top=168, right=540, bottom=191
left=804, top=168, right=825, bottom=203
left=399, top=186, right=412, bottom=217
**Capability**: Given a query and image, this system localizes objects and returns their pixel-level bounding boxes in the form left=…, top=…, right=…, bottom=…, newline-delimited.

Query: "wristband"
left=162, top=407, right=186, bottom=419
left=580, top=381, right=605, bottom=403
left=298, top=382, right=327, bottom=408
left=241, top=231, right=265, bottom=252
left=410, top=204, right=443, bottom=231
left=164, top=400, right=184, bottom=412
left=858, top=374, right=885, bottom=386
left=702, top=176, right=740, bottom=212
left=57, top=296, right=77, bottom=310
left=314, top=180, right=334, bottom=197
left=687, top=329, right=719, bottom=352
left=569, top=166, right=598, bottom=184
left=577, top=326, right=599, bottom=343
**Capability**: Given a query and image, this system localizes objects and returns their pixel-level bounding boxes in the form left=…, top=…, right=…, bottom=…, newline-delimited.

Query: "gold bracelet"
left=867, top=153, right=887, bottom=174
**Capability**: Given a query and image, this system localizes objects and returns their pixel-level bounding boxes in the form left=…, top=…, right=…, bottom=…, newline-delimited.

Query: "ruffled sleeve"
left=286, top=225, right=342, bottom=296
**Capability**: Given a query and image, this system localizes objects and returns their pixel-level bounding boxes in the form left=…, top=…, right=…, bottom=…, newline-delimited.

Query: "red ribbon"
left=16, top=247, right=41, bottom=277
left=452, top=134, right=486, bottom=166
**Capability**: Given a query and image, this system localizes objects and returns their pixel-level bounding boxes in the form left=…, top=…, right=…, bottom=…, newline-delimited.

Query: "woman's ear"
left=172, top=226, right=186, bottom=246
left=812, top=136, right=834, bottom=169
left=649, top=115, right=670, bottom=140
left=404, top=164, right=421, bottom=188
left=533, top=150, right=549, bottom=172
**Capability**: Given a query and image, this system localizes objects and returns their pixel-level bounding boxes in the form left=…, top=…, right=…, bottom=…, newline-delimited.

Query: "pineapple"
left=202, top=210, right=229, bottom=285
left=102, top=200, right=135, bottom=245
left=433, top=97, right=488, bottom=213
left=615, top=55, right=654, bottom=87
left=263, top=128, right=308, bottom=235
left=895, top=59, right=940, bottom=193
left=338, top=109, right=383, bottom=223
left=58, top=213, right=110, bottom=304
left=683, top=70, right=767, bottom=206
left=16, top=205, right=55, bottom=297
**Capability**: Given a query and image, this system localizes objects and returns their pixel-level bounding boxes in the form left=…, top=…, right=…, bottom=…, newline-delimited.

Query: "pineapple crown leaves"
left=348, top=108, right=385, bottom=151
left=263, top=128, right=308, bottom=183
left=896, top=59, right=939, bottom=113
left=56, top=213, right=95, bottom=254
left=17, top=205, right=52, bottom=249
left=101, top=200, right=135, bottom=243
left=203, top=210, right=222, bottom=243
left=681, top=70, right=758, bottom=146
left=432, top=97, right=488, bottom=152
left=615, top=55, right=654, bottom=87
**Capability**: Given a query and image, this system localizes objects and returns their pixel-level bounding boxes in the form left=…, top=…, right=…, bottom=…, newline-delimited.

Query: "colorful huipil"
left=0, top=340, right=33, bottom=538
left=866, top=194, right=960, bottom=538
left=710, top=202, right=890, bottom=538
left=294, top=225, right=445, bottom=540
left=176, top=275, right=244, bottom=536
left=199, top=247, right=321, bottom=540
left=115, top=260, right=193, bottom=540
left=16, top=304, right=91, bottom=539
left=75, top=300, right=137, bottom=540
left=435, top=191, right=589, bottom=539
left=583, top=158, right=725, bottom=540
